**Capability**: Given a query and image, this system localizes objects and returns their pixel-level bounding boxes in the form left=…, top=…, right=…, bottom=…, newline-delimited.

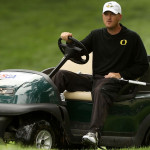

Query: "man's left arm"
left=119, top=35, right=149, bottom=80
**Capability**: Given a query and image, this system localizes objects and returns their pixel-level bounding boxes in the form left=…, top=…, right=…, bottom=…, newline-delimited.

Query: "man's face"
left=102, top=11, right=122, bottom=29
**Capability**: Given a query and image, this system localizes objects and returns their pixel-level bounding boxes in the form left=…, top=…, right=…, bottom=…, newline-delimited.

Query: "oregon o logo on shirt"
left=120, top=39, right=127, bottom=45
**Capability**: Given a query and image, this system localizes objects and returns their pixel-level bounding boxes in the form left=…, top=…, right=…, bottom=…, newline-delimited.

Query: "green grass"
left=0, top=0, right=150, bottom=71
left=0, top=0, right=150, bottom=149
left=0, top=144, right=150, bottom=150
left=0, top=141, right=149, bottom=150
left=0, top=145, right=37, bottom=150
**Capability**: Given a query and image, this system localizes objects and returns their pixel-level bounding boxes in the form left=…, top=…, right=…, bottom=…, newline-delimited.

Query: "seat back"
left=61, top=53, right=93, bottom=101
left=62, top=54, right=150, bottom=102
left=136, top=56, right=150, bottom=92
left=61, top=53, right=93, bottom=75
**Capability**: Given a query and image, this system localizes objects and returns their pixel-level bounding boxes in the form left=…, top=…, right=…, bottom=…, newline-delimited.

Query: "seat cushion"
left=61, top=53, right=93, bottom=75
left=62, top=53, right=141, bottom=102
left=62, top=53, right=93, bottom=101
left=64, top=91, right=92, bottom=101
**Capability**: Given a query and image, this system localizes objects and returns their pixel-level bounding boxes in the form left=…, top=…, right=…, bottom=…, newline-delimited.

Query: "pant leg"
left=52, top=70, right=93, bottom=93
left=90, top=76, right=123, bottom=132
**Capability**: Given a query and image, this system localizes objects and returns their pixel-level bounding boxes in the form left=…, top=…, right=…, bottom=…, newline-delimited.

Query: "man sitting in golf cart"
left=52, top=1, right=149, bottom=147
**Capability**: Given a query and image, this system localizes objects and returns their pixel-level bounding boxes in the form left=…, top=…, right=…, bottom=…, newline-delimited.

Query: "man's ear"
left=119, top=14, right=122, bottom=21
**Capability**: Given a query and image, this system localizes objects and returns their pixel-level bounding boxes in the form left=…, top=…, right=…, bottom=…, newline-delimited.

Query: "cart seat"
left=64, top=91, right=92, bottom=101
left=61, top=53, right=93, bottom=101
left=61, top=53, right=93, bottom=75
left=61, top=53, right=138, bottom=102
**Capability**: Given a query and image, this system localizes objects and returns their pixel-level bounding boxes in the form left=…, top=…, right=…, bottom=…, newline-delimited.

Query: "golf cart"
left=0, top=37, right=150, bottom=149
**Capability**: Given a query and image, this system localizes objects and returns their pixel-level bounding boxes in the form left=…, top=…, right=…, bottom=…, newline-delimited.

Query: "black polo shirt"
left=81, top=24, right=149, bottom=79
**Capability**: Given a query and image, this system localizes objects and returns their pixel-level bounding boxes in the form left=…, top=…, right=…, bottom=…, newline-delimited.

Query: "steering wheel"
left=58, top=37, right=89, bottom=64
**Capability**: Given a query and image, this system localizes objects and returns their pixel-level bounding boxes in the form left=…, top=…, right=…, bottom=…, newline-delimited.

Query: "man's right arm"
left=60, top=32, right=72, bottom=42
left=60, top=31, right=93, bottom=53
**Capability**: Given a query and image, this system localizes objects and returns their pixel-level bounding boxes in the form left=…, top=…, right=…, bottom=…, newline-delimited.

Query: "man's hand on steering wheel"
left=58, top=32, right=89, bottom=64
left=60, top=32, right=73, bottom=41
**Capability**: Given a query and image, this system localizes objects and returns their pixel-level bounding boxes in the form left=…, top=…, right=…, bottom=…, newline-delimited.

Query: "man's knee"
left=52, top=70, right=69, bottom=80
left=101, top=84, right=120, bottom=100
left=92, top=84, right=119, bottom=101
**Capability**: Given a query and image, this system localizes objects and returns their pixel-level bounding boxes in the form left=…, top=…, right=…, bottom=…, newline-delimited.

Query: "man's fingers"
left=105, top=73, right=121, bottom=79
left=60, top=32, right=72, bottom=41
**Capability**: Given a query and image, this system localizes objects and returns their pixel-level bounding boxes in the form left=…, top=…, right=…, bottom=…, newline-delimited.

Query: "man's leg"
left=83, top=76, right=123, bottom=145
left=90, top=77, right=122, bottom=132
left=52, top=70, right=92, bottom=93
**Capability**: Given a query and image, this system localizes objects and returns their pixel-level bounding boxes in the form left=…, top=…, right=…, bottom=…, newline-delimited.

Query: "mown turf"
left=0, top=144, right=150, bottom=150
left=0, top=0, right=150, bottom=71
left=0, top=0, right=150, bottom=150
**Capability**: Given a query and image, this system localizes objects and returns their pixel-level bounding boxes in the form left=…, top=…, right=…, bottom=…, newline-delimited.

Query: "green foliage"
left=0, top=0, right=150, bottom=71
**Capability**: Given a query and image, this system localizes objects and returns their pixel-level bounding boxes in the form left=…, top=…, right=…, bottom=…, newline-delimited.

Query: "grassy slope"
left=0, top=0, right=150, bottom=149
left=0, top=0, right=150, bottom=71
